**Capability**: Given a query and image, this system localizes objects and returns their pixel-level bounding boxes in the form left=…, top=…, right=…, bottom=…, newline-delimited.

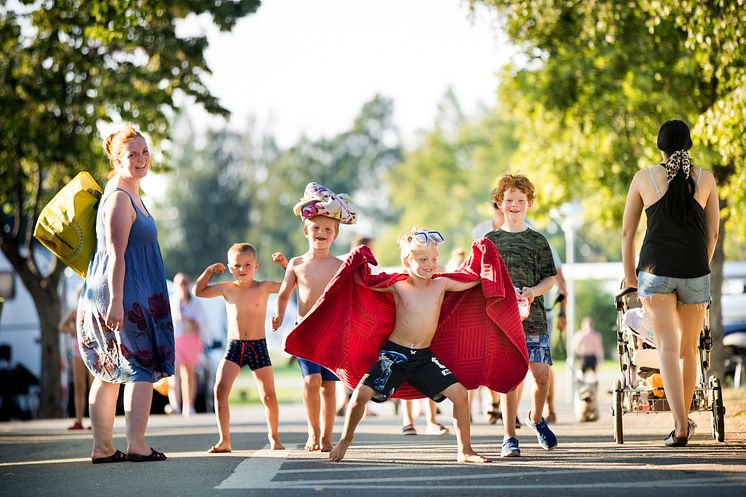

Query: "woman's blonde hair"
left=103, top=126, right=145, bottom=178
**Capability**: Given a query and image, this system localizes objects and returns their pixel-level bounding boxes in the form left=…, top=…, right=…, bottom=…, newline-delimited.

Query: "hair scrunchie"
left=661, top=149, right=692, bottom=183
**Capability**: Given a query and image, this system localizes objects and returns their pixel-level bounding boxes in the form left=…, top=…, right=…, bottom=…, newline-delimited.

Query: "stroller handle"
left=615, top=287, right=637, bottom=302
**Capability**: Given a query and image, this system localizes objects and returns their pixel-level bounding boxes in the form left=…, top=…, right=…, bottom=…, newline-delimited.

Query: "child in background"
left=194, top=243, right=283, bottom=452
left=485, top=173, right=557, bottom=456
left=272, top=182, right=357, bottom=452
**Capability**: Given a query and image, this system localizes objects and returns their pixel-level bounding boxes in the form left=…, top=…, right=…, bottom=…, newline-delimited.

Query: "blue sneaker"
left=500, top=437, right=520, bottom=457
left=526, top=411, right=558, bottom=450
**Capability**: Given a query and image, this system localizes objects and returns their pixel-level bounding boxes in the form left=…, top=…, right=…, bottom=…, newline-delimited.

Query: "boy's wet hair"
left=304, top=215, right=340, bottom=234
left=228, top=242, right=257, bottom=259
left=398, top=227, right=438, bottom=261
left=493, top=173, right=535, bottom=204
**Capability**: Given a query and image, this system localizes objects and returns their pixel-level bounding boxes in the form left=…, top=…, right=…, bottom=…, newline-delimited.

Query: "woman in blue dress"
left=77, top=126, right=174, bottom=463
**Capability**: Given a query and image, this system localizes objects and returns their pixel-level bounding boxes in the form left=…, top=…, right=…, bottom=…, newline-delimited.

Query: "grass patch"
left=228, top=356, right=305, bottom=406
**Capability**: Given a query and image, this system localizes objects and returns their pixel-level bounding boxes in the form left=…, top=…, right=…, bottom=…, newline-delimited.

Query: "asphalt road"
left=2, top=371, right=745, bottom=497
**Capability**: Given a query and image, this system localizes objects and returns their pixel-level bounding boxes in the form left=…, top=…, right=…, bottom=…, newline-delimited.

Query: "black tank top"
left=636, top=171, right=709, bottom=278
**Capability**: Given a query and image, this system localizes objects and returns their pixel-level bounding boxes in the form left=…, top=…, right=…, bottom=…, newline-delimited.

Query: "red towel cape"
left=285, top=238, right=528, bottom=399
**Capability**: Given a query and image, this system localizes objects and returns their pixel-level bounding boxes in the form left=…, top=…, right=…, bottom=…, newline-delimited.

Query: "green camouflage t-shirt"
left=484, top=228, right=557, bottom=337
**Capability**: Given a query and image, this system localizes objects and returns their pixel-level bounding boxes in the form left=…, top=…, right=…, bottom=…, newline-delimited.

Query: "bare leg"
left=124, top=381, right=154, bottom=456
left=167, top=366, right=181, bottom=414
left=441, top=383, right=489, bottom=463
left=211, top=359, right=240, bottom=452
left=425, top=399, right=448, bottom=433
left=501, top=389, right=518, bottom=439
left=72, top=356, right=90, bottom=425
left=320, top=380, right=337, bottom=452
left=676, top=302, right=706, bottom=423
left=528, top=362, right=551, bottom=424
left=545, top=368, right=555, bottom=421
left=181, top=363, right=196, bottom=416
left=329, top=385, right=375, bottom=462
left=402, top=399, right=415, bottom=427
left=303, top=373, right=322, bottom=451
left=253, top=366, right=284, bottom=449
left=643, top=294, right=688, bottom=439
left=88, top=378, right=120, bottom=459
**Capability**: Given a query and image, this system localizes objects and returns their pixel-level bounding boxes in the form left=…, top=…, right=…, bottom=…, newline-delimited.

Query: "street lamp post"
left=556, top=202, right=584, bottom=402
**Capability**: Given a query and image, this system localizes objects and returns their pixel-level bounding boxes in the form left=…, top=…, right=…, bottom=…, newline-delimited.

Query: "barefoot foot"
left=207, top=443, right=232, bottom=454
left=328, top=440, right=351, bottom=462
left=457, top=450, right=491, bottom=464
left=270, top=439, right=285, bottom=450
left=305, top=435, right=321, bottom=451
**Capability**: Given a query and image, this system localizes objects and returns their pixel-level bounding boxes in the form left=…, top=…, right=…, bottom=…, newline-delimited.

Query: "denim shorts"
left=637, top=271, right=710, bottom=305
left=526, top=334, right=552, bottom=365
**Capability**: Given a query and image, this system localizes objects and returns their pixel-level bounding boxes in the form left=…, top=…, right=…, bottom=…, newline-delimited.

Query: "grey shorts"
left=637, top=271, right=710, bottom=305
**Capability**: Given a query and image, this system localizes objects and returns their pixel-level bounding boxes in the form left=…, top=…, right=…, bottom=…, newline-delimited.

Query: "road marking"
left=215, top=442, right=746, bottom=491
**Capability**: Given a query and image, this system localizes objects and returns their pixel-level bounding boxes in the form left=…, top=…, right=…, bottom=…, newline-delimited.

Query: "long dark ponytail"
left=657, top=120, right=696, bottom=221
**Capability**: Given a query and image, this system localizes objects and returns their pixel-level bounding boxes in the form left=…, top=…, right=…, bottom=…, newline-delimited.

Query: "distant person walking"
left=571, top=317, right=604, bottom=381
left=622, top=119, right=719, bottom=447
left=168, top=272, right=206, bottom=417
left=77, top=126, right=174, bottom=463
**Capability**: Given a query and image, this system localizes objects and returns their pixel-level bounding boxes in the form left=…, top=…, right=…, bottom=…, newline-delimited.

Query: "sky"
left=182, top=0, right=512, bottom=147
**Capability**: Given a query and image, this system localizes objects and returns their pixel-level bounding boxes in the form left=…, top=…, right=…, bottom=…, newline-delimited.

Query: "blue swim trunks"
left=297, top=357, right=339, bottom=381
left=224, top=339, right=272, bottom=370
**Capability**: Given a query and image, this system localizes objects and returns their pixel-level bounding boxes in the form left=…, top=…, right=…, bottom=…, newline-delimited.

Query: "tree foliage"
left=379, top=90, right=518, bottom=265
left=473, top=0, right=746, bottom=376
left=0, top=0, right=260, bottom=417
left=155, top=95, right=403, bottom=281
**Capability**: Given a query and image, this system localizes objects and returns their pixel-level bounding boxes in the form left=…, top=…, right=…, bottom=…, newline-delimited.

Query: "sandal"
left=401, top=424, right=417, bottom=435
left=664, top=430, right=688, bottom=447
left=68, top=421, right=85, bottom=431
left=207, top=445, right=232, bottom=454
left=126, top=448, right=167, bottom=462
left=425, top=423, right=449, bottom=435
left=485, top=402, right=501, bottom=425
left=92, top=449, right=127, bottom=464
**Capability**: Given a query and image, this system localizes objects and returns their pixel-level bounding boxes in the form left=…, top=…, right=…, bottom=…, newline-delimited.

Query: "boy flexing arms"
left=329, top=228, right=490, bottom=464
left=272, top=182, right=357, bottom=452
left=194, top=243, right=283, bottom=452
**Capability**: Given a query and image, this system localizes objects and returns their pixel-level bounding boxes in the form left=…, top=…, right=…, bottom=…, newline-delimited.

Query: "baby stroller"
left=612, top=286, right=725, bottom=443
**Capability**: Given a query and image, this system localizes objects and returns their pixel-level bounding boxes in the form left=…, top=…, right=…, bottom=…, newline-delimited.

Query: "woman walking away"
left=621, top=119, right=719, bottom=447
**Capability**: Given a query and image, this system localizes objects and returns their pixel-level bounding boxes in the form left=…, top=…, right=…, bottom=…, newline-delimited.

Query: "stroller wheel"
left=613, top=379, right=624, bottom=444
left=710, top=376, right=725, bottom=442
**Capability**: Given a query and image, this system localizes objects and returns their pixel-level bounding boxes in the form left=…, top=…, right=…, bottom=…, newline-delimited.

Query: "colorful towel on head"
left=285, top=239, right=529, bottom=399
left=293, top=182, right=357, bottom=225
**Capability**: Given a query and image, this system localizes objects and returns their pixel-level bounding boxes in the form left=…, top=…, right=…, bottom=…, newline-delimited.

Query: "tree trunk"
left=709, top=216, right=726, bottom=381
left=33, top=287, right=63, bottom=419
left=13, top=263, right=64, bottom=419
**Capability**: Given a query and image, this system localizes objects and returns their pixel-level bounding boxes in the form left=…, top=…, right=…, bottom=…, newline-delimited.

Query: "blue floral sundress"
left=77, top=186, right=174, bottom=383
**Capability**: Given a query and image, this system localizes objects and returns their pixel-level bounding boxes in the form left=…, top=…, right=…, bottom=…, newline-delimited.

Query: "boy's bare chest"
left=223, top=287, right=266, bottom=312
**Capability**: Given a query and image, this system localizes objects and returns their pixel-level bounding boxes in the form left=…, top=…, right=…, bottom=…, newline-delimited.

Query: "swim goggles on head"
left=411, top=231, right=445, bottom=246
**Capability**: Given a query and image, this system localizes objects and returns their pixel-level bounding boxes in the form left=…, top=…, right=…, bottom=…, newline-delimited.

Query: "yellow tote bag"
left=33, top=172, right=103, bottom=278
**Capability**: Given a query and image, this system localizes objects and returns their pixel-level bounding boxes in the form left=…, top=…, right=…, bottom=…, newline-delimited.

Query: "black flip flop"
left=126, top=448, right=167, bottom=462
left=664, top=430, right=688, bottom=447
left=92, top=449, right=127, bottom=464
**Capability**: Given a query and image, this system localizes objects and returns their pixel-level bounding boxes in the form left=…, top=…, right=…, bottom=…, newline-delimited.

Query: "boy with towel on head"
left=272, top=182, right=357, bottom=452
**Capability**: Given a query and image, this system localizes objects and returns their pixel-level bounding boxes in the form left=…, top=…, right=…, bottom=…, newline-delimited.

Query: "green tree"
left=0, top=0, right=260, bottom=417
left=378, top=90, right=517, bottom=265
left=245, top=95, right=403, bottom=264
left=158, top=121, right=253, bottom=279
left=473, top=0, right=746, bottom=376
